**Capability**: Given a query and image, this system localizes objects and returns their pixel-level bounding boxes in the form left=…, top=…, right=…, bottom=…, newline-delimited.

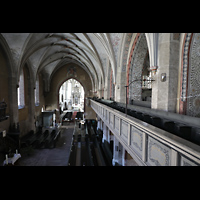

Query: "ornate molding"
left=90, top=99, right=200, bottom=166
left=181, top=33, right=193, bottom=102
left=148, top=137, right=170, bottom=166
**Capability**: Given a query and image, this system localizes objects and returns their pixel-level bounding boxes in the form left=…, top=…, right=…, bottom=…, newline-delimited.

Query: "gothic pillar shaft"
left=102, top=123, right=108, bottom=143
left=151, top=33, right=179, bottom=112
left=9, top=76, right=19, bottom=126
left=112, top=136, right=125, bottom=166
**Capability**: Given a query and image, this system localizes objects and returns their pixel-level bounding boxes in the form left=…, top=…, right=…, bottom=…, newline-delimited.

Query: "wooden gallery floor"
left=0, top=123, right=75, bottom=166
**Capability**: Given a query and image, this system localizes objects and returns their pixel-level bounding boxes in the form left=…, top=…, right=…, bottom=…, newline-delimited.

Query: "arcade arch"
left=127, top=33, right=151, bottom=105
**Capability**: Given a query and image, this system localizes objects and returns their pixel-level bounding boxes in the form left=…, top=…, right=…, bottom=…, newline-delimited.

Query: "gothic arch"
left=57, top=77, right=86, bottom=98
left=127, top=33, right=149, bottom=103
left=50, top=61, right=95, bottom=94
left=182, top=33, right=200, bottom=117
left=0, top=34, right=15, bottom=77
left=56, top=77, right=86, bottom=109
left=179, top=33, right=193, bottom=115
left=47, top=64, right=93, bottom=110
left=18, top=63, right=36, bottom=135
left=0, top=35, right=17, bottom=126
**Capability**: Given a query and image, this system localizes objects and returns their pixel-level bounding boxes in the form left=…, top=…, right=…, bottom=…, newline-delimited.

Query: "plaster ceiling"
left=0, top=33, right=124, bottom=90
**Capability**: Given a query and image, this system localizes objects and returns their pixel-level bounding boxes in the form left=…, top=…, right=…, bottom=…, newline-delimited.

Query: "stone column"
left=117, top=142, right=123, bottom=166
left=102, top=123, right=108, bottom=143
left=28, top=77, right=36, bottom=132
left=97, top=116, right=101, bottom=130
left=112, top=136, right=125, bottom=166
left=151, top=33, right=180, bottom=112
left=100, top=119, right=103, bottom=130
left=9, top=76, right=19, bottom=126
left=107, top=128, right=110, bottom=143
left=112, top=138, right=125, bottom=166
left=122, top=146, right=126, bottom=166
left=112, top=135, right=119, bottom=166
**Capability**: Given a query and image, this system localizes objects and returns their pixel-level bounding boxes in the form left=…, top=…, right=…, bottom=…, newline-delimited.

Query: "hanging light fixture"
left=124, top=76, right=155, bottom=116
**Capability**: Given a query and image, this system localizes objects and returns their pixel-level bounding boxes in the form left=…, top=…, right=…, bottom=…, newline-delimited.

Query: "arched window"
left=59, top=78, right=84, bottom=111
left=35, top=75, right=39, bottom=106
left=18, top=69, right=25, bottom=109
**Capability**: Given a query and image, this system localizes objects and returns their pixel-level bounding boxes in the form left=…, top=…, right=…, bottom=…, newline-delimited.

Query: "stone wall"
left=0, top=47, right=10, bottom=132
left=152, top=33, right=180, bottom=112
left=129, top=33, right=148, bottom=102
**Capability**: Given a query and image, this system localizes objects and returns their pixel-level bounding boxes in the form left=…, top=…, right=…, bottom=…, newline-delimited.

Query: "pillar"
left=112, top=136, right=125, bottom=166
left=118, top=142, right=125, bottom=166
left=9, top=76, right=19, bottom=126
left=107, top=129, right=110, bottom=143
left=28, top=76, right=36, bottom=132
left=102, top=123, right=108, bottom=143
left=97, top=115, right=101, bottom=130
left=151, top=33, right=180, bottom=112
left=112, top=136, right=119, bottom=165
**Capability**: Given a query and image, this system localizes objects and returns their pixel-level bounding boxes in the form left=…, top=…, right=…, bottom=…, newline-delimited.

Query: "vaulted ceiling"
left=0, top=33, right=123, bottom=91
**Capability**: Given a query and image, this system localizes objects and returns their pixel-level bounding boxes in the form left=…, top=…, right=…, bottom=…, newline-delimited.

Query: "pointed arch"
left=126, top=33, right=141, bottom=103
left=0, top=34, right=15, bottom=77
left=179, top=33, right=200, bottom=117
left=127, top=33, right=149, bottom=103
left=179, top=33, right=193, bottom=115
left=57, top=77, right=86, bottom=110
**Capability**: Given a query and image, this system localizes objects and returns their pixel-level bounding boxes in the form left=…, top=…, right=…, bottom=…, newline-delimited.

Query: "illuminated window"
left=35, top=75, right=39, bottom=106
left=18, top=70, right=25, bottom=109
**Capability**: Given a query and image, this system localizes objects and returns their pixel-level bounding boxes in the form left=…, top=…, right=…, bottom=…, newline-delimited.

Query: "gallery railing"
left=90, top=99, right=200, bottom=166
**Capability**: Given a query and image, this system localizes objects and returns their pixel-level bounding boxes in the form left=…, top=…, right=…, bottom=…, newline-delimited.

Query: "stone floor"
left=0, top=123, right=75, bottom=166
left=0, top=122, right=140, bottom=166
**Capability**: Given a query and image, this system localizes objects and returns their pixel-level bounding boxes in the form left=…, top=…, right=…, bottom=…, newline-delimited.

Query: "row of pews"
left=20, top=128, right=61, bottom=149
left=68, top=119, right=113, bottom=166
left=62, top=111, right=83, bottom=125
